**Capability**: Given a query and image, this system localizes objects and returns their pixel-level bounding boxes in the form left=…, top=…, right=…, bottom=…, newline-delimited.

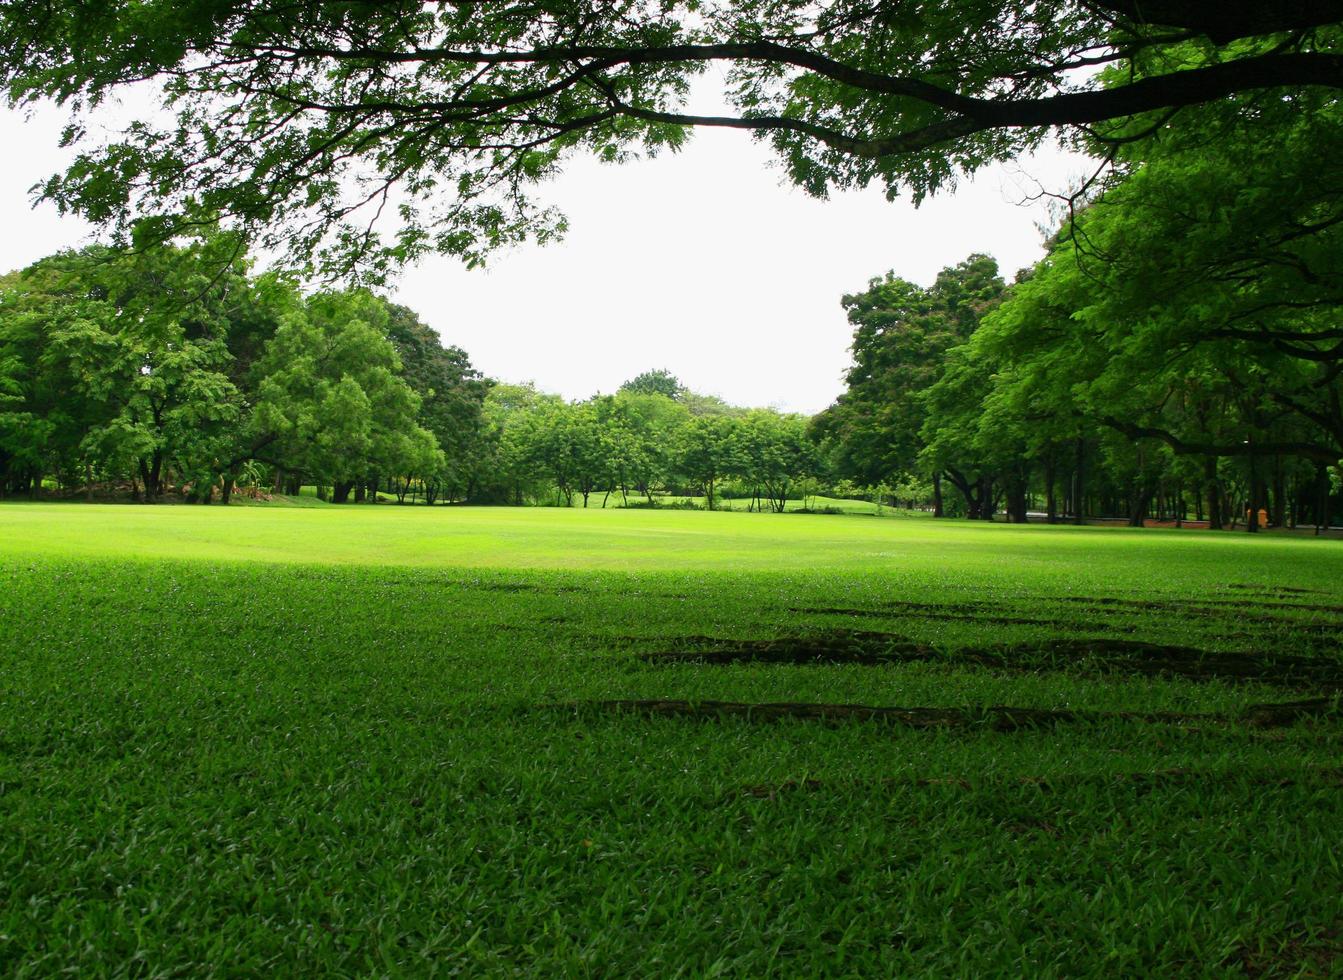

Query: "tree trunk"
left=978, top=476, right=995, bottom=521
left=1128, top=482, right=1151, bottom=527
left=1317, top=466, right=1330, bottom=535
left=932, top=472, right=944, bottom=518
left=1247, top=462, right=1262, bottom=533
left=332, top=481, right=355, bottom=504
left=1044, top=456, right=1057, bottom=524
left=1271, top=456, right=1285, bottom=527
left=1204, top=457, right=1222, bottom=530
left=138, top=458, right=160, bottom=501
left=1072, top=438, right=1086, bottom=525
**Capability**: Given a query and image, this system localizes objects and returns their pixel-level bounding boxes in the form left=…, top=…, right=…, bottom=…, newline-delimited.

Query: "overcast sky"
left=1, top=103, right=1087, bottom=415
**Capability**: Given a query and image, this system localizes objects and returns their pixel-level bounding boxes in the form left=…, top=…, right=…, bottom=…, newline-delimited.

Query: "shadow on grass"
left=638, top=631, right=1343, bottom=689
left=552, top=695, right=1340, bottom=730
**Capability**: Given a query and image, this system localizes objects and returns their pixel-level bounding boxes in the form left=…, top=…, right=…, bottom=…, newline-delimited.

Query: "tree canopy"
left=3, top=1, right=1338, bottom=275
left=813, top=77, right=1343, bottom=530
left=619, top=369, right=683, bottom=400
left=0, top=240, right=487, bottom=502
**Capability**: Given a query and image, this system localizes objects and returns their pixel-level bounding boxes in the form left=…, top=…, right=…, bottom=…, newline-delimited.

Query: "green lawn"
left=2, top=503, right=1341, bottom=975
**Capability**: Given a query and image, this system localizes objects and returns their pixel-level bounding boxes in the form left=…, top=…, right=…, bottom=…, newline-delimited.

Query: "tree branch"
left=1101, top=416, right=1340, bottom=463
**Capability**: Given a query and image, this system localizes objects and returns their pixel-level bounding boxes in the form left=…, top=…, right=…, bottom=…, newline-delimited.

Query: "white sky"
left=1, top=103, right=1087, bottom=415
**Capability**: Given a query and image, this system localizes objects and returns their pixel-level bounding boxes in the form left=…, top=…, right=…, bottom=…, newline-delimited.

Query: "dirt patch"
left=787, top=605, right=1101, bottom=630
left=566, top=698, right=1202, bottom=730
left=1229, top=926, right=1342, bottom=978
left=981, top=638, right=1343, bottom=689
left=1241, top=697, right=1342, bottom=727
left=641, top=631, right=1343, bottom=689
left=740, top=765, right=1343, bottom=800
left=1058, top=594, right=1343, bottom=617
left=1226, top=584, right=1328, bottom=595
left=640, top=631, right=936, bottom=666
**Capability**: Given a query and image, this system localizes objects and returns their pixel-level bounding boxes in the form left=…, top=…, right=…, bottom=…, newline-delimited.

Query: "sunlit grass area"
left=2, top=503, right=1341, bottom=974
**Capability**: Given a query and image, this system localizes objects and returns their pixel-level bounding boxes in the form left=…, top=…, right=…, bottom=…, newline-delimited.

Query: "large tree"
left=252, top=289, right=443, bottom=502
left=382, top=300, right=491, bottom=500
left=968, top=89, right=1343, bottom=526
left=0, top=239, right=284, bottom=500
left=3, top=2, right=1338, bottom=274
left=813, top=254, right=1005, bottom=513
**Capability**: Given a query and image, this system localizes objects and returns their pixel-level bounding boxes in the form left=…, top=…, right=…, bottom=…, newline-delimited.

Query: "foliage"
left=0, top=243, right=482, bottom=502
left=813, top=254, right=1006, bottom=514
left=4, top=2, right=1335, bottom=275
left=817, top=81, right=1343, bottom=529
left=383, top=302, right=492, bottom=500
left=618, top=368, right=683, bottom=400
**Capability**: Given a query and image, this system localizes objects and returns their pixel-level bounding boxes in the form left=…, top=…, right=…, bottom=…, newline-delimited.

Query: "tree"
left=609, top=390, right=691, bottom=502
left=473, top=382, right=564, bottom=505
left=967, top=90, right=1343, bottom=529
left=382, top=300, right=491, bottom=501
left=0, top=239, right=280, bottom=500
left=677, top=415, right=741, bottom=510
left=251, top=290, right=440, bottom=502
left=619, top=369, right=683, bottom=401
left=814, top=254, right=1005, bottom=515
left=4, top=2, right=1337, bottom=275
left=737, top=410, right=815, bottom=513
left=918, top=343, right=1012, bottom=521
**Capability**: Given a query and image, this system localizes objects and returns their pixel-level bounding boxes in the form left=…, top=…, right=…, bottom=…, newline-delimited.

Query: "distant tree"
left=737, top=410, right=816, bottom=513
left=610, top=390, right=692, bottom=503
left=473, top=383, right=562, bottom=504
left=0, top=238, right=281, bottom=501
left=814, top=254, right=1005, bottom=516
left=680, top=390, right=747, bottom=419
left=619, top=369, right=683, bottom=401
left=381, top=300, right=491, bottom=501
left=252, top=290, right=440, bottom=503
left=677, top=415, right=742, bottom=510
left=918, top=343, right=1019, bottom=521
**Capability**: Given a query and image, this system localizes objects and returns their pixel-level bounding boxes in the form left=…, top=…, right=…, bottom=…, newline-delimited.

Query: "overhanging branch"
left=1101, top=416, right=1341, bottom=463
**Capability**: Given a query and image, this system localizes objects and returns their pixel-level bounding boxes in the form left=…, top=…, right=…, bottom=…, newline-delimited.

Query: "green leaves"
left=817, top=254, right=1006, bottom=492
left=978, top=91, right=1343, bottom=469
left=5, top=1, right=1336, bottom=275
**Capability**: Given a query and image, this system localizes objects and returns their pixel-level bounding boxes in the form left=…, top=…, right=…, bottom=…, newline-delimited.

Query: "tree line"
left=5, top=53, right=1340, bottom=525
left=813, top=83, right=1342, bottom=532
left=474, top=380, right=815, bottom=510
left=0, top=250, right=825, bottom=508
left=0, top=240, right=488, bottom=503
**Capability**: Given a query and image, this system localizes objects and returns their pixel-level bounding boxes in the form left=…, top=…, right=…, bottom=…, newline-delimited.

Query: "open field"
left=2, top=503, right=1342, bottom=975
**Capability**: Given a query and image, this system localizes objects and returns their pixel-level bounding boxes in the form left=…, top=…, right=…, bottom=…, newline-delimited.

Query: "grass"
left=1, top=502, right=1341, bottom=975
